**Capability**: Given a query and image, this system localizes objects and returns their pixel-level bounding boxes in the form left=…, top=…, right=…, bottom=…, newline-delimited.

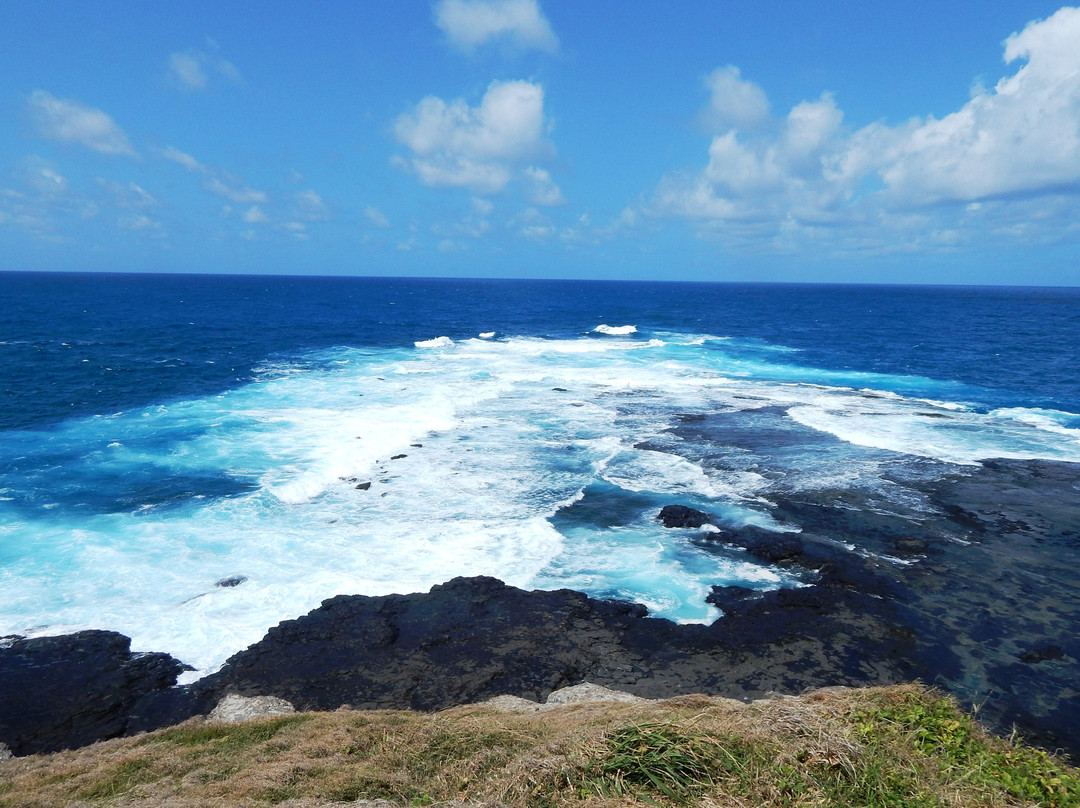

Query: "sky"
left=1, top=1, right=1079, bottom=285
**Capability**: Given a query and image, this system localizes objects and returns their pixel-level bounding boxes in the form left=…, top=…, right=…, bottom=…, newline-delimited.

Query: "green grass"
left=856, top=692, right=1080, bottom=807
left=150, top=712, right=314, bottom=752
left=582, top=722, right=756, bottom=803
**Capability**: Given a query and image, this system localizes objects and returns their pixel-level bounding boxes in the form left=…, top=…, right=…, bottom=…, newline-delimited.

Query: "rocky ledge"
left=2, top=458, right=1078, bottom=761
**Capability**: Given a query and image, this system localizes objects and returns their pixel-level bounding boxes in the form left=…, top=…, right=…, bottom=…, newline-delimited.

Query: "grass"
left=1, top=683, right=1077, bottom=807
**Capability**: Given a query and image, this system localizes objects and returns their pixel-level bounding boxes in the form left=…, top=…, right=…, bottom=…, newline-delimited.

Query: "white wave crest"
left=593, top=324, right=637, bottom=335
left=414, top=336, right=454, bottom=348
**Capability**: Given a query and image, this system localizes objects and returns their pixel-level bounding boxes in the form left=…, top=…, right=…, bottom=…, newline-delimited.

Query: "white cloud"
left=656, top=7, right=1080, bottom=250
left=875, top=5, right=1080, bottom=206
left=283, top=221, right=308, bottom=240
left=170, top=53, right=208, bottom=90
left=20, top=157, right=68, bottom=194
left=294, top=189, right=328, bottom=220
left=364, top=205, right=390, bottom=228
left=205, top=177, right=266, bottom=204
left=160, top=146, right=267, bottom=204
left=394, top=79, right=553, bottom=194
left=169, top=49, right=241, bottom=91
left=28, top=91, right=137, bottom=156
left=118, top=214, right=164, bottom=235
left=434, top=0, right=557, bottom=53
left=159, top=146, right=205, bottom=173
left=243, top=205, right=268, bottom=223
left=96, top=178, right=159, bottom=208
left=524, top=166, right=564, bottom=205
left=702, top=66, right=770, bottom=131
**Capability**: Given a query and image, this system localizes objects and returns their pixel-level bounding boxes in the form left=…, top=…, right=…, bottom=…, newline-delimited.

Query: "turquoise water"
left=2, top=273, right=1078, bottom=678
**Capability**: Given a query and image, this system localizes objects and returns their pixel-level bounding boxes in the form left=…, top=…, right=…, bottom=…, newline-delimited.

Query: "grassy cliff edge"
left=2, top=684, right=1077, bottom=808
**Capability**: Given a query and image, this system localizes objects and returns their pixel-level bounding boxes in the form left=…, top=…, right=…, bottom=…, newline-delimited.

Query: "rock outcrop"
left=3, top=457, right=1079, bottom=762
left=0, top=631, right=190, bottom=756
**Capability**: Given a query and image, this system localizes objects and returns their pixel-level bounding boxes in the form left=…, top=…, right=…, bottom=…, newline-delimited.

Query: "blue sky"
left=2, top=1, right=1079, bottom=284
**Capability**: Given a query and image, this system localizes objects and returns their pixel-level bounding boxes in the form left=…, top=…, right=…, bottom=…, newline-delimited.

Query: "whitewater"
left=2, top=275, right=1079, bottom=681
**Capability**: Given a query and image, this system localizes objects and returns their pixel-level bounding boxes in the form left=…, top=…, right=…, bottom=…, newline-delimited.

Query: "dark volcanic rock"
left=188, top=573, right=923, bottom=719
left=216, top=575, right=247, bottom=588
left=1017, top=644, right=1064, bottom=664
left=5, top=459, right=1080, bottom=762
left=893, top=537, right=929, bottom=555
left=0, top=631, right=191, bottom=756
left=193, top=577, right=672, bottom=710
left=657, top=504, right=712, bottom=528
left=705, top=585, right=761, bottom=611
left=737, top=529, right=805, bottom=563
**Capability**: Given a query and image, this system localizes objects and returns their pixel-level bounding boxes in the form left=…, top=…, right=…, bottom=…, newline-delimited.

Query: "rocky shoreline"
left=3, top=457, right=1079, bottom=761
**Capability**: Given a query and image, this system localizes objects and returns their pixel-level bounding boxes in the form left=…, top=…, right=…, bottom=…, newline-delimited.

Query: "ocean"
left=2, top=272, right=1079, bottom=682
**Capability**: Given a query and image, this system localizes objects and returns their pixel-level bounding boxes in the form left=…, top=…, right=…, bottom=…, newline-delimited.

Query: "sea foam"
left=3, top=330, right=1080, bottom=678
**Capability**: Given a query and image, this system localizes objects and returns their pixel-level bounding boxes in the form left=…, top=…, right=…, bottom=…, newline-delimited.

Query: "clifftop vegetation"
left=2, top=684, right=1077, bottom=808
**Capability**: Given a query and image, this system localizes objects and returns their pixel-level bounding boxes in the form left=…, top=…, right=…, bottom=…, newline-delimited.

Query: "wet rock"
left=705, top=585, right=761, bottom=612
left=893, top=537, right=929, bottom=555
left=355, top=482, right=371, bottom=490
left=657, top=504, right=712, bottom=528
left=216, top=575, right=247, bottom=588
left=1017, top=645, right=1064, bottom=664
left=6, top=459, right=1080, bottom=761
left=775, top=587, right=829, bottom=610
left=737, top=530, right=805, bottom=563
left=193, top=577, right=670, bottom=712
left=0, top=631, right=191, bottom=756
left=390, top=454, right=407, bottom=460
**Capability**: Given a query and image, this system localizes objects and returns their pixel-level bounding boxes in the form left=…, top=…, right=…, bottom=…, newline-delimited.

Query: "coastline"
left=3, top=455, right=1079, bottom=762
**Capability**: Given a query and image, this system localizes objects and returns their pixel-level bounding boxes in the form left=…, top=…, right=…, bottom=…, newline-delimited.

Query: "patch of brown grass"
left=1, top=684, right=1076, bottom=808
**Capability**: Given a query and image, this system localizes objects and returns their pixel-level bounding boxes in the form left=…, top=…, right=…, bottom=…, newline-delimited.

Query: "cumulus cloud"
left=28, top=91, right=137, bottom=156
left=874, top=5, right=1080, bottom=206
left=394, top=79, right=555, bottom=195
left=702, top=66, right=770, bottom=131
left=656, top=6, right=1080, bottom=249
left=168, top=49, right=241, bottom=90
left=524, top=166, right=564, bottom=205
left=434, top=0, right=558, bottom=53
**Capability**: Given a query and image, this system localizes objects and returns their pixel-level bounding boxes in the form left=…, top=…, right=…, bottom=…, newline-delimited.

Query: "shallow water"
left=2, top=273, right=1078, bottom=678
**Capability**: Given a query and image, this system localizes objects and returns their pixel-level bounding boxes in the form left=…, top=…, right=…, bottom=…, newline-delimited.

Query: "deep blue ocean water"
left=2, top=272, right=1079, bottom=678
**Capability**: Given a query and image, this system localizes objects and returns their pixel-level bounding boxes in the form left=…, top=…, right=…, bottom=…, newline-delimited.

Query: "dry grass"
left=1, top=684, right=1077, bottom=808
